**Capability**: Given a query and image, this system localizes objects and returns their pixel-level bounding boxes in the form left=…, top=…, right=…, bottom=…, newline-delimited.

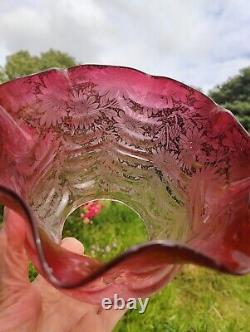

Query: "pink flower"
left=80, top=201, right=103, bottom=222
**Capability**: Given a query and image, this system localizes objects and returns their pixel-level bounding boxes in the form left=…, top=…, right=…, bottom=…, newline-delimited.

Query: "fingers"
left=61, top=237, right=85, bottom=255
left=0, top=208, right=34, bottom=330
left=60, top=237, right=128, bottom=329
left=0, top=208, right=29, bottom=283
left=100, top=306, right=128, bottom=331
left=3, top=208, right=27, bottom=250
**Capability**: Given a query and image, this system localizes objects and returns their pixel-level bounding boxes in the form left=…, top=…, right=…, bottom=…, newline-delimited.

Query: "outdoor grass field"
left=63, top=201, right=250, bottom=332
left=1, top=202, right=250, bottom=331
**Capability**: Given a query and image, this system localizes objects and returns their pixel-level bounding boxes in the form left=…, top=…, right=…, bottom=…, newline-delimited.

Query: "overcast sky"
left=0, top=0, right=249, bottom=91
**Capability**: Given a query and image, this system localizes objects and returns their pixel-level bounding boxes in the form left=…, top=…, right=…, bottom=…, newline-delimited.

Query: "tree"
left=0, top=49, right=76, bottom=82
left=209, top=66, right=250, bottom=131
left=0, top=66, right=8, bottom=83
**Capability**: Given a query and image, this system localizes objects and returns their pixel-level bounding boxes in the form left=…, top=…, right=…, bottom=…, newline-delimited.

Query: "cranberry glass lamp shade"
left=0, top=65, right=249, bottom=304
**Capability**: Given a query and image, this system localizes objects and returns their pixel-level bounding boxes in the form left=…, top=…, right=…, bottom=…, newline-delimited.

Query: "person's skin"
left=0, top=209, right=127, bottom=332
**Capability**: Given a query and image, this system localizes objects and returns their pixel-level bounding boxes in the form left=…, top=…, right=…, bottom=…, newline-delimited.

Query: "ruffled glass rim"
left=0, top=65, right=249, bottom=304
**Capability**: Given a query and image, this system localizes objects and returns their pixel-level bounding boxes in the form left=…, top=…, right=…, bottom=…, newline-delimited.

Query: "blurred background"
left=0, top=1, right=249, bottom=331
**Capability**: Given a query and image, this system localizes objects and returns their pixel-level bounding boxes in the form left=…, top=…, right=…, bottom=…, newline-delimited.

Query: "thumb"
left=60, top=237, right=85, bottom=255
left=33, top=237, right=85, bottom=288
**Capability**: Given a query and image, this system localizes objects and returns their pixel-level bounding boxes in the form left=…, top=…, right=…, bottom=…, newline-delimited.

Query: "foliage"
left=60, top=202, right=250, bottom=332
left=0, top=51, right=249, bottom=330
left=0, top=66, right=8, bottom=83
left=63, top=201, right=147, bottom=262
left=0, top=49, right=76, bottom=82
left=209, top=66, right=250, bottom=131
left=115, top=265, right=250, bottom=332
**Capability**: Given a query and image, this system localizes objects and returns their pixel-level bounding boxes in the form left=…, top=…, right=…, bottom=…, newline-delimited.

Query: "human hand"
left=0, top=209, right=126, bottom=332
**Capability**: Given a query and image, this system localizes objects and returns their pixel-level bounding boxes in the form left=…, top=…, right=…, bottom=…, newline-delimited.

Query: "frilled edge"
left=0, top=65, right=249, bottom=304
left=0, top=185, right=249, bottom=304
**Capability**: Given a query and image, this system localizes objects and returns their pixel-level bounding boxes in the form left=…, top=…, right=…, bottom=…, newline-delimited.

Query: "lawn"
left=1, top=202, right=250, bottom=331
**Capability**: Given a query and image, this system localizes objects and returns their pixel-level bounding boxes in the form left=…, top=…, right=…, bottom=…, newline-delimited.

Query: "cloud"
left=0, top=0, right=249, bottom=91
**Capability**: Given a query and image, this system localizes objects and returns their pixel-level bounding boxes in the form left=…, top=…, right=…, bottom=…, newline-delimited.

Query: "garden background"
left=0, top=50, right=249, bottom=331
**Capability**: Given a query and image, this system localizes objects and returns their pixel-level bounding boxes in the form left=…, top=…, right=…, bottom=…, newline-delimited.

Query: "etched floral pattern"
left=152, top=148, right=181, bottom=185
left=68, top=87, right=100, bottom=130
left=0, top=65, right=249, bottom=305
left=35, top=75, right=69, bottom=127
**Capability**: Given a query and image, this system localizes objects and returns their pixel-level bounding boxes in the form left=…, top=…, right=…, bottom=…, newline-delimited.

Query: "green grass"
left=114, top=266, right=250, bottom=332
left=63, top=201, right=250, bottom=332
left=1, top=202, right=250, bottom=331
left=63, top=201, right=148, bottom=262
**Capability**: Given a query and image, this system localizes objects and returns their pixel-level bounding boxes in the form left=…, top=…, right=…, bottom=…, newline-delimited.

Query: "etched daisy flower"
left=36, top=76, right=68, bottom=128
left=68, top=88, right=100, bottom=130
left=178, top=148, right=195, bottom=170
left=39, top=98, right=67, bottom=127
left=178, top=127, right=206, bottom=169
left=114, top=107, right=148, bottom=136
left=152, top=148, right=180, bottom=184
left=179, top=126, right=205, bottom=154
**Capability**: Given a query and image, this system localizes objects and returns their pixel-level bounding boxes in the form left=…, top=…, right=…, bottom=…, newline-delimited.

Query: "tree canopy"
left=0, top=49, right=76, bottom=82
left=209, top=66, right=250, bottom=131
